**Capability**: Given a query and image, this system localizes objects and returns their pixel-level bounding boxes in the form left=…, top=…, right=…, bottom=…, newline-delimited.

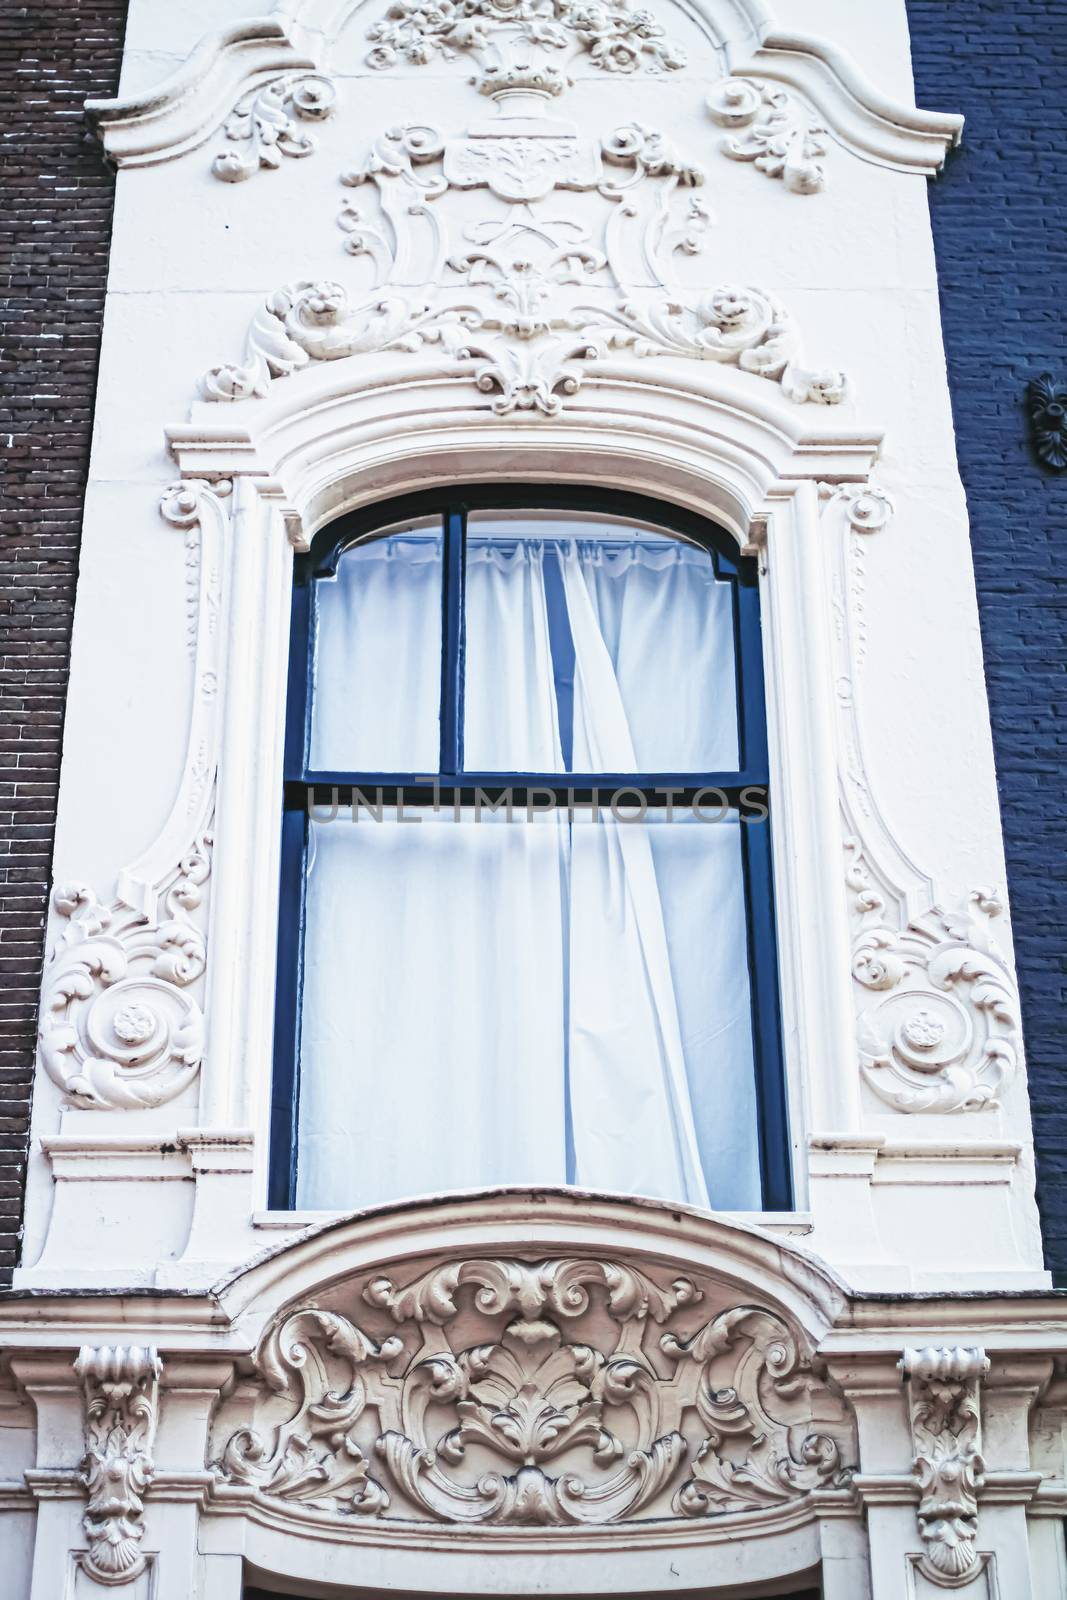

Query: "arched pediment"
left=88, top=0, right=961, bottom=175
left=207, top=1190, right=856, bottom=1547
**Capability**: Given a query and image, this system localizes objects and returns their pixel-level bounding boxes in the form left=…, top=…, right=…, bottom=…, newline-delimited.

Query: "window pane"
left=309, top=519, right=442, bottom=771
left=295, top=806, right=759, bottom=1212
left=463, top=511, right=740, bottom=773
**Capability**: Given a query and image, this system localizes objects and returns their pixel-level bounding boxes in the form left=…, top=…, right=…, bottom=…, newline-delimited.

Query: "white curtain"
left=309, top=528, right=443, bottom=772
left=295, top=524, right=761, bottom=1213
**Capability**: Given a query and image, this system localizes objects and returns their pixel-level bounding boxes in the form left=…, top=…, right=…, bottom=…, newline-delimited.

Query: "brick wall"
left=907, top=1, right=1067, bottom=1276
left=0, top=2, right=128, bottom=1280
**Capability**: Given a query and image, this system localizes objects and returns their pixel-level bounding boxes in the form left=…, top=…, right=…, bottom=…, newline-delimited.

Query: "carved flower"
left=568, top=2, right=608, bottom=29
left=289, top=76, right=336, bottom=119
left=626, top=9, right=663, bottom=37
left=112, top=1002, right=157, bottom=1047
left=1027, top=372, right=1067, bottom=471
left=901, top=1011, right=946, bottom=1052
left=652, top=38, right=687, bottom=68
left=702, top=289, right=754, bottom=331
left=366, top=43, right=399, bottom=68
left=301, top=282, right=348, bottom=322
left=800, top=369, right=848, bottom=405
left=590, top=36, right=642, bottom=70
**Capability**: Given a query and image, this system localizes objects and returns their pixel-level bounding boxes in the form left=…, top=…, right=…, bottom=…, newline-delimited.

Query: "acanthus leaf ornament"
left=823, top=486, right=1022, bottom=1114
left=75, top=1346, right=162, bottom=1586
left=39, top=843, right=210, bottom=1111
left=900, top=1347, right=990, bottom=1584
left=1026, top=372, right=1067, bottom=471
left=214, top=1256, right=856, bottom=1529
left=663, top=1307, right=851, bottom=1516
left=212, top=71, right=337, bottom=182
left=707, top=78, right=828, bottom=194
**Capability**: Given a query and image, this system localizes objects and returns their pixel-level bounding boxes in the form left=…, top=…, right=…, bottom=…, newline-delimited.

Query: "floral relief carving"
left=200, top=92, right=848, bottom=415
left=39, top=838, right=211, bottom=1110
left=214, top=1256, right=856, bottom=1529
left=364, top=0, right=687, bottom=85
left=707, top=78, right=828, bottom=194
left=212, top=72, right=337, bottom=182
left=822, top=486, right=1022, bottom=1114
left=850, top=892, right=1019, bottom=1113
left=76, top=1345, right=162, bottom=1586
left=900, top=1346, right=990, bottom=1584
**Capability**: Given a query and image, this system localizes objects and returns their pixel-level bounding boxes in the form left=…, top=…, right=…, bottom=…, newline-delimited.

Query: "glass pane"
left=309, top=518, right=442, bottom=772
left=463, top=510, right=740, bottom=773
left=295, top=804, right=759, bottom=1211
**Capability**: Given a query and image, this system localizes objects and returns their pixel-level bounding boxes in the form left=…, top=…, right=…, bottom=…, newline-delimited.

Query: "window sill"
left=250, top=1207, right=814, bottom=1237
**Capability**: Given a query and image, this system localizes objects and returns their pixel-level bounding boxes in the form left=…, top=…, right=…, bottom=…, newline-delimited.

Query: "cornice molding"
left=86, top=21, right=322, bottom=168
left=165, top=360, right=883, bottom=550
left=85, top=4, right=961, bottom=177
left=723, top=31, right=963, bottom=174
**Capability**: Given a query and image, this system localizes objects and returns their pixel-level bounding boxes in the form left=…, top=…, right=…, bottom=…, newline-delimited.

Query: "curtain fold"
left=296, top=522, right=760, bottom=1214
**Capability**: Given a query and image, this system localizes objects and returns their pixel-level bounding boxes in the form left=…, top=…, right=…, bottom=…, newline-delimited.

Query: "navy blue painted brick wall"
left=907, top=2, right=1067, bottom=1274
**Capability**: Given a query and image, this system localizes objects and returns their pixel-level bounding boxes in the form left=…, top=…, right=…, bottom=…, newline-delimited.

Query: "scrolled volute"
left=214, top=1256, right=856, bottom=1529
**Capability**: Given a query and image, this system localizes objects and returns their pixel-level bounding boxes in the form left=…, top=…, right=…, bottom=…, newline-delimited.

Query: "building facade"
left=1, top=2, right=1066, bottom=1597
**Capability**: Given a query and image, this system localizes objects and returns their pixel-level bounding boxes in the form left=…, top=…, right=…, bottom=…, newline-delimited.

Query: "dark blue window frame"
left=269, top=486, right=792, bottom=1212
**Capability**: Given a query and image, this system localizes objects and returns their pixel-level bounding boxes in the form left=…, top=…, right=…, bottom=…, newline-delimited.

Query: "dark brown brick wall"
left=0, top=2, right=128, bottom=1280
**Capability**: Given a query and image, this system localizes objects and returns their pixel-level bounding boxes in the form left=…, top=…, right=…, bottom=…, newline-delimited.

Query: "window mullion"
left=439, top=505, right=466, bottom=775
left=740, top=809, right=792, bottom=1210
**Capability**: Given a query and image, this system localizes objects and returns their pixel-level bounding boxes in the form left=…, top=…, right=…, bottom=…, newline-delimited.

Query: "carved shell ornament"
left=214, top=1256, right=856, bottom=1527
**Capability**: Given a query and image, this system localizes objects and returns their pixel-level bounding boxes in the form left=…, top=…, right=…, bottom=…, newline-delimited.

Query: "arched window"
left=270, top=488, right=790, bottom=1212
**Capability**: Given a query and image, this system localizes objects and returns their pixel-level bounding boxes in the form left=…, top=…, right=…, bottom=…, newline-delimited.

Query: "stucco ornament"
left=215, top=1256, right=855, bottom=1528
left=364, top=0, right=687, bottom=85
left=851, top=892, right=1019, bottom=1113
left=75, top=1346, right=162, bottom=1586
left=36, top=481, right=225, bottom=1109
left=707, top=78, right=827, bottom=193
left=900, top=1346, right=990, bottom=1584
left=822, top=485, right=1022, bottom=1114
left=38, top=847, right=210, bottom=1111
left=201, top=91, right=847, bottom=414
left=212, top=71, right=337, bottom=181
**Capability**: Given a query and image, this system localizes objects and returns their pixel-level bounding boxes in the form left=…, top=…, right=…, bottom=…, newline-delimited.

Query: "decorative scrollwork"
left=215, top=1255, right=856, bottom=1529
left=900, top=1346, right=990, bottom=1584
left=707, top=78, right=828, bottom=194
left=852, top=895, right=1019, bottom=1113
left=39, top=839, right=211, bottom=1110
left=664, top=1307, right=851, bottom=1516
left=823, top=486, right=1022, bottom=1115
left=76, top=1346, right=162, bottom=1585
left=212, top=72, right=337, bottom=182
left=201, top=275, right=847, bottom=416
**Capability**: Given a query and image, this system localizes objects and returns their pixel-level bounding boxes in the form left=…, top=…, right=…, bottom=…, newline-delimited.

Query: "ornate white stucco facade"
left=2, top=0, right=1066, bottom=1595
